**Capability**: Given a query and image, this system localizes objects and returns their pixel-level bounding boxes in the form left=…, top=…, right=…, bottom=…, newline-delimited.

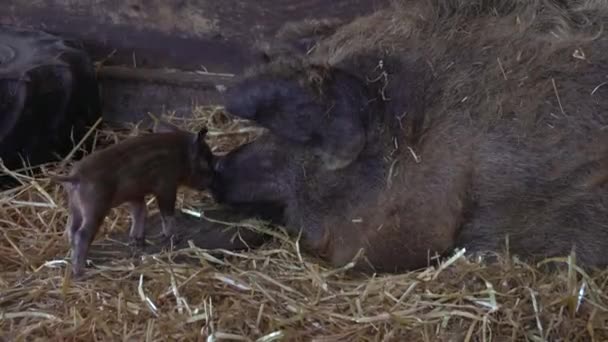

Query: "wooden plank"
left=97, top=68, right=234, bottom=124
left=97, top=66, right=235, bottom=90
left=2, top=0, right=388, bottom=74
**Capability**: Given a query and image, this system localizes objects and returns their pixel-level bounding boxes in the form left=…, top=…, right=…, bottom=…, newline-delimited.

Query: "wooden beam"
left=95, top=67, right=234, bottom=124
left=96, top=66, right=235, bottom=90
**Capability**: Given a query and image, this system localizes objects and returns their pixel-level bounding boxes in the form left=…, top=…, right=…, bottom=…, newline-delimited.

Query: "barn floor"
left=1, top=107, right=607, bottom=341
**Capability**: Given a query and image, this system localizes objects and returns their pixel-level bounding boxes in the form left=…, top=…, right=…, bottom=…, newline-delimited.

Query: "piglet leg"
left=155, top=187, right=178, bottom=238
left=65, top=194, right=84, bottom=246
left=127, top=199, right=147, bottom=248
left=71, top=210, right=106, bottom=278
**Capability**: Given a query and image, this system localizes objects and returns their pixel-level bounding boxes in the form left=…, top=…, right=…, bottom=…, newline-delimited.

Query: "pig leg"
left=155, top=187, right=178, bottom=238
left=127, top=199, right=147, bottom=248
left=72, top=218, right=105, bottom=277
left=65, top=193, right=84, bottom=246
left=71, top=199, right=109, bottom=277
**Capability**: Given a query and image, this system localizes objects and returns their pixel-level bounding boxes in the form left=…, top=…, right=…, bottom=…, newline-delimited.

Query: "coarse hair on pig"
left=208, top=0, right=608, bottom=274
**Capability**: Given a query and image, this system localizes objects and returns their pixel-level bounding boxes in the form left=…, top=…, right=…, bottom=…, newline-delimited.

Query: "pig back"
left=74, top=132, right=194, bottom=191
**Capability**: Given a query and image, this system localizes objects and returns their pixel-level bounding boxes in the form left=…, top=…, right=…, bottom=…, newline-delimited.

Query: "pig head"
left=210, top=57, right=466, bottom=273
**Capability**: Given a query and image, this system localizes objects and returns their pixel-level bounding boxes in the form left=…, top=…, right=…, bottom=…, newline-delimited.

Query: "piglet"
left=50, top=124, right=214, bottom=277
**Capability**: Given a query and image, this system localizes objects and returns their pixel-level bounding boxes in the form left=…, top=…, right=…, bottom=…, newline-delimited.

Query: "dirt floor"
left=1, top=107, right=607, bottom=341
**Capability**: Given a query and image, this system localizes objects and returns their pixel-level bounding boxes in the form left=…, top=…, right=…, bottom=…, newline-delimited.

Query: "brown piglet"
left=50, top=124, right=214, bottom=277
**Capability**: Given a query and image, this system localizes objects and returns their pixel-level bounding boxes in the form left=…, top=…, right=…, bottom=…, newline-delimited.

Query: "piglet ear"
left=191, top=127, right=208, bottom=145
left=190, top=127, right=211, bottom=163
left=198, top=127, right=208, bottom=138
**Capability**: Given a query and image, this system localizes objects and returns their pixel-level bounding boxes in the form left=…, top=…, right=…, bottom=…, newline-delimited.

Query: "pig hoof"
left=161, top=233, right=182, bottom=246
left=71, top=266, right=84, bottom=279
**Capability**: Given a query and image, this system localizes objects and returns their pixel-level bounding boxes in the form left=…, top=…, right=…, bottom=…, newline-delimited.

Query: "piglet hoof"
left=71, top=263, right=85, bottom=279
left=161, top=232, right=183, bottom=247
left=70, top=253, right=86, bottom=279
left=128, top=236, right=146, bottom=249
left=161, top=227, right=174, bottom=239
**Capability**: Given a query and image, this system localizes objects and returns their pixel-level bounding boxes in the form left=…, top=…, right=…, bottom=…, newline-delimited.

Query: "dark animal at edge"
left=207, top=0, right=608, bottom=274
left=50, top=123, right=214, bottom=277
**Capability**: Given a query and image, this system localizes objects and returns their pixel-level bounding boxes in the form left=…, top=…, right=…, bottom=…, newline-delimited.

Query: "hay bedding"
left=1, top=107, right=607, bottom=342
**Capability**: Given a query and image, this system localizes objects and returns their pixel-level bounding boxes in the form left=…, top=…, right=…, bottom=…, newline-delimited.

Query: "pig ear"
left=189, top=127, right=209, bottom=162
left=191, top=127, right=208, bottom=145
left=313, top=128, right=366, bottom=171
left=224, top=63, right=332, bottom=143
left=198, top=127, right=208, bottom=140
